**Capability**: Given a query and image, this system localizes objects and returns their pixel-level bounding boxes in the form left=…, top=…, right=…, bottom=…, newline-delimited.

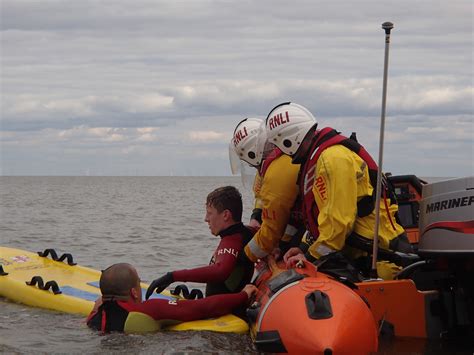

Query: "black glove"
left=145, top=272, right=174, bottom=300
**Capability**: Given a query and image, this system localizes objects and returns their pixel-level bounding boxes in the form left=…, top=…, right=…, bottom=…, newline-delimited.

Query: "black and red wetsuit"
left=87, top=292, right=248, bottom=333
left=172, top=222, right=254, bottom=296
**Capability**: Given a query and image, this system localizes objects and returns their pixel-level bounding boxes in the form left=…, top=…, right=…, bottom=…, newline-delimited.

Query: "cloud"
left=188, top=130, right=227, bottom=142
left=136, top=127, right=160, bottom=142
left=1, top=0, right=472, bottom=176
left=4, top=76, right=470, bottom=132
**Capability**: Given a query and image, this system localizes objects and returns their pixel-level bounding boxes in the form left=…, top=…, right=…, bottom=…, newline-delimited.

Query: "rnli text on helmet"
left=269, top=111, right=290, bottom=130
left=233, top=127, right=248, bottom=147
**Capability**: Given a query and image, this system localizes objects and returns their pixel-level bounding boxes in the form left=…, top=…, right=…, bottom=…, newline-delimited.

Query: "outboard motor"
left=418, top=177, right=474, bottom=256
left=415, top=177, right=474, bottom=338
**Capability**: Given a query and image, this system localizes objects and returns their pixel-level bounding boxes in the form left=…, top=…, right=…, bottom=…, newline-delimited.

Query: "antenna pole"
left=371, top=22, right=394, bottom=277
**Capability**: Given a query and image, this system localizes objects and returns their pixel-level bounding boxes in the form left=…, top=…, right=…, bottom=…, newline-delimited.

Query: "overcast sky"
left=1, top=0, right=472, bottom=177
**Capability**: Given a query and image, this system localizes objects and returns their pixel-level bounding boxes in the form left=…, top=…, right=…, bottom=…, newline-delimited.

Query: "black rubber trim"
left=305, top=290, right=333, bottom=319
left=265, top=102, right=291, bottom=124
left=0, top=265, right=8, bottom=276
left=26, top=276, right=62, bottom=294
left=37, top=249, right=77, bottom=266
left=267, top=269, right=304, bottom=295
left=233, top=118, right=249, bottom=135
left=171, top=284, right=203, bottom=299
left=255, top=330, right=287, bottom=353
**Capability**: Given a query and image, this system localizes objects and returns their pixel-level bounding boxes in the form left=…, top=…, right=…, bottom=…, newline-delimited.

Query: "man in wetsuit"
left=145, top=186, right=254, bottom=299
left=87, top=263, right=257, bottom=333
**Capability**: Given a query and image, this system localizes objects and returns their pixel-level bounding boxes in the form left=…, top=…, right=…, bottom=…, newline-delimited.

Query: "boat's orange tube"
left=250, top=258, right=378, bottom=354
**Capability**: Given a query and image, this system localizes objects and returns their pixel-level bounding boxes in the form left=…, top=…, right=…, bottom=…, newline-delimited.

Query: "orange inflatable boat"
left=248, top=258, right=378, bottom=354
left=248, top=175, right=474, bottom=352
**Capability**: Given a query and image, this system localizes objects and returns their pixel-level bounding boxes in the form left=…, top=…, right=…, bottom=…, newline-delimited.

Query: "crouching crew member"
left=264, top=102, right=413, bottom=280
left=229, top=118, right=303, bottom=263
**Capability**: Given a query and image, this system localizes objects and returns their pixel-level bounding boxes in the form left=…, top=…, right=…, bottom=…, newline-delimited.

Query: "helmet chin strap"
left=292, top=124, right=318, bottom=164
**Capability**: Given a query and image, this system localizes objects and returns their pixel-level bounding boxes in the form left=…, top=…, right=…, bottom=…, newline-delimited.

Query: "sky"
left=1, top=0, right=472, bottom=177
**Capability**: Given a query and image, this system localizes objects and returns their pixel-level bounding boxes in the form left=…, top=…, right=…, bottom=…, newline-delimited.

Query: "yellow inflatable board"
left=0, top=246, right=248, bottom=334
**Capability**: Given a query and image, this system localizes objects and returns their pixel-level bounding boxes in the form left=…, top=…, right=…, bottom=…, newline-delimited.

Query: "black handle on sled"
left=171, top=284, right=204, bottom=299
left=37, top=248, right=77, bottom=265
left=26, top=276, right=62, bottom=295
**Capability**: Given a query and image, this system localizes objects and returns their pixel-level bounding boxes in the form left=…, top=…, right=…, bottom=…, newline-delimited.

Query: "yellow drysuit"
left=244, top=155, right=300, bottom=262
left=302, top=144, right=405, bottom=260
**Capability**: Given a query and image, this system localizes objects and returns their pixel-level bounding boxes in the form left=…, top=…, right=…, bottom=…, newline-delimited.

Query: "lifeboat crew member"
left=146, top=186, right=255, bottom=299
left=87, top=263, right=257, bottom=333
left=263, top=102, right=414, bottom=279
left=229, top=118, right=304, bottom=263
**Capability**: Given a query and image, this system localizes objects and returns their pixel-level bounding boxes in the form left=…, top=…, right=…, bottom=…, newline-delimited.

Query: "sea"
left=0, top=176, right=472, bottom=354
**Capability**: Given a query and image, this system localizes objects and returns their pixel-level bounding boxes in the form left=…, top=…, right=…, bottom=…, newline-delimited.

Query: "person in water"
left=87, top=263, right=257, bottom=333
left=264, top=102, right=414, bottom=280
left=145, top=186, right=255, bottom=299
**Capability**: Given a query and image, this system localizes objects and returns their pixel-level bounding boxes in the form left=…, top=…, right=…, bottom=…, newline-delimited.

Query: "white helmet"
left=229, top=118, right=263, bottom=174
left=255, top=119, right=281, bottom=165
left=265, top=102, right=317, bottom=156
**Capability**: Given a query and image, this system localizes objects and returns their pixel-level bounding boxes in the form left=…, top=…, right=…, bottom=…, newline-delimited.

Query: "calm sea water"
left=0, top=176, right=256, bottom=354
left=0, top=176, right=471, bottom=354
